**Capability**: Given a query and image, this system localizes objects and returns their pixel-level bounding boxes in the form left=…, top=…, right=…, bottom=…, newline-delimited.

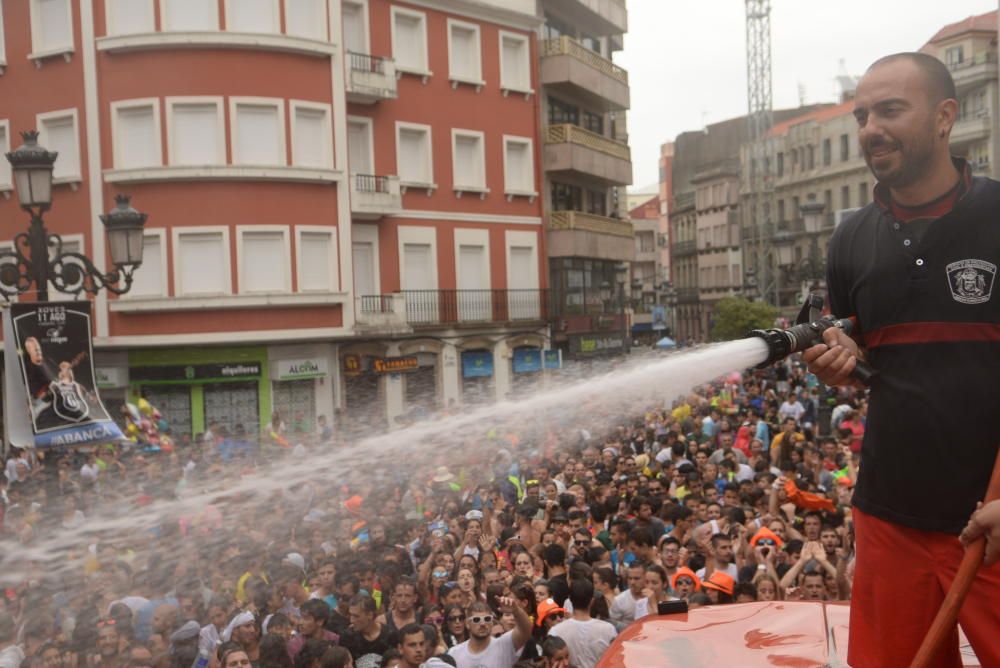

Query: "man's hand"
left=960, top=500, right=1000, bottom=566
left=801, top=327, right=866, bottom=389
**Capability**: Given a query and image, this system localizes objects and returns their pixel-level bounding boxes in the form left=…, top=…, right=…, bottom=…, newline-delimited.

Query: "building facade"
left=692, top=160, right=742, bottom=335
left=0, top=0, right=550, bottom=436
left=538, top=0, right=634, bottom=363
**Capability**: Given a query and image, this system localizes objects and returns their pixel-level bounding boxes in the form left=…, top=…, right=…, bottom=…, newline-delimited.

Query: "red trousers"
left=849, top=508, right=1000, bottom=667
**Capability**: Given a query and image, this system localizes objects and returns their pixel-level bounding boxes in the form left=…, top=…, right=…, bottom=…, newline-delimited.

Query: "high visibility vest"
left=508, top=475, right=524, bottom=503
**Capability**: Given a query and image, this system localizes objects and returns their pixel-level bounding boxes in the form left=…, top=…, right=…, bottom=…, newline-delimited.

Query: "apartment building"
left=538, top=0, right=634, bottom=362
left=0, top=0, right=549, bottom=434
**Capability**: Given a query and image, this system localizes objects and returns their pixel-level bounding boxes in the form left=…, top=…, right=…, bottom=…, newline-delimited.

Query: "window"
left=127, top=230, right=167, bottom=298
left=48, top=235, right=85, bottom=299
left=111, top=99, right=162, bottom=169
left=448, top=19, right=482, bottom=85
left=37, top=109, right=81, bottom=182
left=822, top=138, right=831, bottom=166
left=174, top=229, right=231, bottom=296
left=858, top=182, right=868, bottom=206
left=791, top=196, right=800, bottom=216
left=290, top=101, right=332, bottom=169
left=580, top=34, right=600, bottom=54
left=348, top=118, right=374, bottom=174
left=499, top=31, right=531, bottom=93
left=824, top=189, right=833, bottom=212
left=167, top=98, right=225, bottom=165
left=776, top=152, right=784, bottom=177
left=807, top=145, right=814, bottom=170
left=548, top=97, right=578, bottom=126
left=0, top=121, right=10, bottom=189
left=284, top=0, right=327, bottom=40
left=503, top=136, right=534, bottom=194
left=586, top=189, right=607, bottom=216
left=161, top=0, right=219, bottom=31
left=106, top=0, right=154, bottom=35
left=0, top=1, right=6, bottom=66
left=231, top=98, right=285, bottom=166
left=452, top=130, right=486, bottom=191
left=583, top=111, right=604, bottom=135
left=30, top=0, right=73, bottom=55
left=296, top=227, right=337, bottom=292
left=841, top=185, right=850, bottom=209
left=945, top=46, right=964, bottom=67
left=551, top=182, right=581, bottom=211
left=353, top=225, right=379, bottom=296
left=396, top=122, right=433, bottom=184
left=391, top=6, right=428, bottom=74
left=238, top=227, right=290, bottom=293
left=840, top=133, right=849, bottom=161
left=341, top=1, right=368, bottom=54
left=225, top=0, right=279, bottom=33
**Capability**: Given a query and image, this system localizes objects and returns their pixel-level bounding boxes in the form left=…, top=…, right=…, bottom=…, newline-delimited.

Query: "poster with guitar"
left=5, top=302, right=124, bottom=448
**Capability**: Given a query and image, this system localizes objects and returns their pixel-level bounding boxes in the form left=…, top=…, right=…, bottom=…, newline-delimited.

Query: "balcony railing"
left=399, top=289, right=549, bottom=325
left=350, top=173, right=402, bottom=218
left=545, top=124, right=631, bottom=161
left=358, top=294, right=395, bottom=313
left=946, top=50, right=998, bottom=72
left=349, top=51, right=386, bottom=74
left=355, top=174, right=390, bottom=193
left=677, top=287, right=700, bottom=303
left=540, top=36, right=628, bottom=84
left=548, top=210, right=634, bottom=238
left=672, top=239, right=696, bottom=257
left=345, top=51, right=397, bottom=103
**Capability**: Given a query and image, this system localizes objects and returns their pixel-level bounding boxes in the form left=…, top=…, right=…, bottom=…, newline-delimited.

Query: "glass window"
left=548, top=97, right=579, bottom=126
left=583, top=111, right=603, bottom=135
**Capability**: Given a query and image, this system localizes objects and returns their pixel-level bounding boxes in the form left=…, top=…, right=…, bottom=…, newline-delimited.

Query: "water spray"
left=747, top=293, right=876, bottom=385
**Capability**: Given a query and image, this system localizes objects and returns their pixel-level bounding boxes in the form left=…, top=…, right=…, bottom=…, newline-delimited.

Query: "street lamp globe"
left=100, top=195, right=148, bottom=267
left=6, top=130, right=57, bottom=210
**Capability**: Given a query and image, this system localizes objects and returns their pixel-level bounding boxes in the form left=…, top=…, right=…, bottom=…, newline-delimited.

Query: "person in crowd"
left=547, top=580, right=616, bottom=668
left=447, top=598, right=531, bottom=668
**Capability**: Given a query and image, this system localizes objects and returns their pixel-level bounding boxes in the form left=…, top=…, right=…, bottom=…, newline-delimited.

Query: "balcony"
left=676, top=287, right=700, bottom=304
left=947, top=51, right=998, bottom=93
left=540, top=36, right=629, bottom=111
left=544, top=124, right=632, bottom=186
left=951, top=109, right=991, bottom=148
left=345, top=52, right=398, bottom=104
left=355, top=294, right=412, bottom=335
left=350, top=174, right=402, bottom=219
left=672, top=239, right=696, bottom=257
left=546, top=0, right=627, bottom=35
left=547, top=210, right=634, bottom=262
left=400, top=289, right=548, bottom=326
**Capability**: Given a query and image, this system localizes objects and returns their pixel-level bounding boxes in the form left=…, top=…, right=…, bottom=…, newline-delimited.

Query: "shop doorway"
left=404, top=353, right=439, bottom=415
left=204, top=382, right=259, bottom=438
left=141, top=386, right=193, bottom=438
left=272, top=380, right=316, bottom=437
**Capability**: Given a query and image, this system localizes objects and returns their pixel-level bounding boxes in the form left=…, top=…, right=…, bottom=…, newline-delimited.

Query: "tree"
left=710, top=297, right=779, bottom=342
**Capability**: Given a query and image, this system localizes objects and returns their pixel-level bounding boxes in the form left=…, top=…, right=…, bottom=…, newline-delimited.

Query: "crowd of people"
left=0, top=355, right=871, bottom=668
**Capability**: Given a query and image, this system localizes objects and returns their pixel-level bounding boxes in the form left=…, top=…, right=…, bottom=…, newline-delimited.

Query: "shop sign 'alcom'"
left=3, top=302, right=125, bottom=449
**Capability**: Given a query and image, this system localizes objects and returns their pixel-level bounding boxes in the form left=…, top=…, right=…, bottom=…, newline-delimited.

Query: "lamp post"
left=1, top=131, right=147, bottom=301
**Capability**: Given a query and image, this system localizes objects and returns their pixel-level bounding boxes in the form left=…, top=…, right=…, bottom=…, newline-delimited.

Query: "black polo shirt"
left=826, top=166, right=1000, bottom=533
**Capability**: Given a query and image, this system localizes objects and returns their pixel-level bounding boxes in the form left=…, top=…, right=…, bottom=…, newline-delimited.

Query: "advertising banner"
left=651, top=306, right=667, bottom=331
left=543, top=349, right=562, bottom=370
left=512, top=348, right=542, bottom=373
left=4, top=302, right=125, bottom=448
left=461, top=351, right=494, bottom=378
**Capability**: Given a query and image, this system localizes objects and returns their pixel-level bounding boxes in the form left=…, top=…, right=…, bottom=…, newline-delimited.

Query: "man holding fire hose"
left=802, top=52, right=1000, bottom=667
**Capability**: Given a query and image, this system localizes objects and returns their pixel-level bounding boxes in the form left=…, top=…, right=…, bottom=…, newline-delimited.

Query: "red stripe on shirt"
left=863, top=321, right=1000, bottom=348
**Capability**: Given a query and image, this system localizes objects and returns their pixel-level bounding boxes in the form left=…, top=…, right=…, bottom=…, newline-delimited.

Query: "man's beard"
left=864, top=129, right=936, bottom=189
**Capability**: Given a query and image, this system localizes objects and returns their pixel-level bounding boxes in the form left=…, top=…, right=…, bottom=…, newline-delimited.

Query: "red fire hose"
left=909, top=447, right=1000, bottom=668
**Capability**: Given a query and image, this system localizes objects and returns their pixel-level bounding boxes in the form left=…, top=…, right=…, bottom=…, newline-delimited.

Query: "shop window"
left=141, top=386, right=192, bottom=437
left=297, top=228, right=336, bottom=292
left=174, top=229, right=231, bottom=296
left=448, top=19, right=482, bottom=85
left=239, top=228, right=290, bottom=293
left=452, top=130, right=486, bottom=191
left=106, top=0, right=154, bottom=35
left=503, top=136, right=534, bottom=195
left=112, top=99, right=162, bottom=169
left=499, top=31, right=531, bottom=93
left=272, top=380, right=316, bottom=436
left=37, top=109, right=81, bottom=182
left=284, top=0, right=327, bottom=40
left=127, top=231, right=167, bottom=298
left=0, top=121, right=10, bottom=189
left=160, top=0, right=219, bottom=31
left=226, top=0, right=280, bottom=33
left=396, top=123, right=433, bottom=185
left=291, top=102, right=332, bottom=169
left=231, top=98, right=285, bottom=166
left=391, top=6, right=428, bottom=74
left=203, top=382, right=259, bottom=438
left=167, top=98, right=225, bottom=166
left=30, top=0, right=73, bottom=56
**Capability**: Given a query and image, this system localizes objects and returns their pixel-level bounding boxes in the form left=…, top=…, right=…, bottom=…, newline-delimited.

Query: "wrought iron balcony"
left=359, top=289, right=549, bottom=327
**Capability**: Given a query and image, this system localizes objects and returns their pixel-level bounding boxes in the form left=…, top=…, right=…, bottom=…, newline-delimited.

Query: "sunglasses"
left=447, top=615, right=465, bottom=623
left=469, top=615, right=493, bottom=624
left=547, top=612, right=565, bottom=621
left=757, top=539, right=777, bottom=546
left=97, top=619, right=117, bottom=628
left=432, top=571, right=449, bottom=578
left=425, top=616, right=444, bottom=625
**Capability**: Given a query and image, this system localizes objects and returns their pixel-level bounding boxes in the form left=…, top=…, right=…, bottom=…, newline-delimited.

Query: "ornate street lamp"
left=1, top=131, right=148, bottom=301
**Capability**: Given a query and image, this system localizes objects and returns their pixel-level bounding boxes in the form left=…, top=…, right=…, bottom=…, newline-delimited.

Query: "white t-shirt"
left=696, top=562, right=739, bottom=581
left=779, top=401, right=805, bottom=422
left=447, top=630, right=522, bottom=668
left=548, top=618, right=617, bottom=668
left=80, top=463, right=99, bottom=482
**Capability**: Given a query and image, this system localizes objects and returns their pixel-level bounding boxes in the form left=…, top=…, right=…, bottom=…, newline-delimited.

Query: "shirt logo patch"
left=946, top=259, right=996, bottom=304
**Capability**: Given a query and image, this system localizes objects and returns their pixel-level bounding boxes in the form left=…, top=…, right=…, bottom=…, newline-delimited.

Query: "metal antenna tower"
left=745, top=0, right=777, bottom=305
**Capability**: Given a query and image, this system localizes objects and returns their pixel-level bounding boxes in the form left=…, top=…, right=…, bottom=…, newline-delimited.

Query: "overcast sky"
left=616, top=0, right=998, bottom=189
